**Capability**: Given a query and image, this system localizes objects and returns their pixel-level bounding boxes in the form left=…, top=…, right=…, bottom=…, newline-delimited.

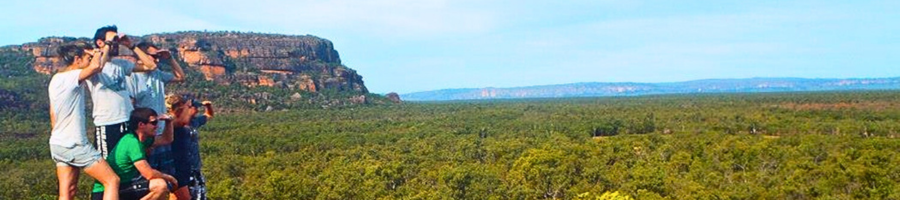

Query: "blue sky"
left=2, top=0, right=898, bottom=94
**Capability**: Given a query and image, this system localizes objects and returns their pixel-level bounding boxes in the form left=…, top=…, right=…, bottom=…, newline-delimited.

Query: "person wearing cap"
left=185, top=99, right=214, bottom=200
left=165, top=94, right=203, bottom=200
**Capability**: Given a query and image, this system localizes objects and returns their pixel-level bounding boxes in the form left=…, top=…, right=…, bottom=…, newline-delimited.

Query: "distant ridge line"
left=401, top=77, right=900, bottom=101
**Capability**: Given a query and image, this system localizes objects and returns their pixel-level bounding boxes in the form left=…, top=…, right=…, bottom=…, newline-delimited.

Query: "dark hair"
left=93, top=25, right=118, bottom=48
left=135, top=42, right=158, bottom=53
left=129, top=107, right=158, bottom=132
left=57, top=42, right=93, bottom=65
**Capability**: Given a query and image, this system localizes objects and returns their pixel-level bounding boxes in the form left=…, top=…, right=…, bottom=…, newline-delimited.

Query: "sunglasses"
left=146, top=120, right=159, bottom=126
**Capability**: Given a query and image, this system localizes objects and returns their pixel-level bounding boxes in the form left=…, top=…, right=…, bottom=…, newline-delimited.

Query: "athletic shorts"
left=189, top=171, right=208, bottom=200
left=94, top=122, right=127, bottom=158
left=50, top=143, right=102, bottom=168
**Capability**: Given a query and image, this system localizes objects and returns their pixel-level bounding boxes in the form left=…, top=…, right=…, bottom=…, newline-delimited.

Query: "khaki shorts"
left=50, top=143, right=102, bottom=168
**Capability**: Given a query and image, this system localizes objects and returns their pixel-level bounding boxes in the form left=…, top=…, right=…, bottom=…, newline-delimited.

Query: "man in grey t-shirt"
left=127, top=42, right=185, bottom=136
left=86, top=25, right=161, bottom=157
left=49, top=43, right=121, bottom=200
left=127, top=42, right=186, bottom=178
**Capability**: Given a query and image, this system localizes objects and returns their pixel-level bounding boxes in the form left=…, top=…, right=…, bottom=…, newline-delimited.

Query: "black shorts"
left=91, top=177, right=172, bottom=200
left=94, top=123, right=127, bottom=158
left=172, top=127, right=193, bottom=188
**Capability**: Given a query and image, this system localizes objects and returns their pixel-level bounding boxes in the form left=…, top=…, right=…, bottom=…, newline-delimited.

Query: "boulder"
left=386, top=92, right=402, bottom=103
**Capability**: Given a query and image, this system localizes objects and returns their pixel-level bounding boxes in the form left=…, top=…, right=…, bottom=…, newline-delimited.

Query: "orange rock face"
left=181, top=50, right=203, bottom=65
left=297, top=74, right=317, bottom=92
left=33, top=57, right=61, bottom=74
left=260, top=70, right=293, bottom=75
left=199, top=64, right=226, bottom=81
left=225, top=49, right=250, bottom=58
left=31, top=47, right=43, bottom=57
left=225, top=50, right=240, bottom=58
left=258, top=75, right=276, bottom=87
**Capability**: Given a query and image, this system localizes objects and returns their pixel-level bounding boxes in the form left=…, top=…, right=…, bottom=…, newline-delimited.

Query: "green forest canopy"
left=3, top=91, right=900, bottom=199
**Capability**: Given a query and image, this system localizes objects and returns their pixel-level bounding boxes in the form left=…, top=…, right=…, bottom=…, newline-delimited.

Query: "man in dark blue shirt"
left=167, top=95, right=213, bottom=200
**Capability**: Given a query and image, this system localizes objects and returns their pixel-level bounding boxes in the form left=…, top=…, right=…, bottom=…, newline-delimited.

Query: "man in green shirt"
left=91, top=108, right=178, bottom=200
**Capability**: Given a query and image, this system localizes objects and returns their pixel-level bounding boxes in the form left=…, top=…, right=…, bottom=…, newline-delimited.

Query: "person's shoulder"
left=50, top=69, right=83, bottom=85
left=132, top=71, right=149, bottom=75
left=120, top=133, right=140, bottom=144
left=130, top=71, right=150, bottom=79
left=53, top=69, right=82, bottom=77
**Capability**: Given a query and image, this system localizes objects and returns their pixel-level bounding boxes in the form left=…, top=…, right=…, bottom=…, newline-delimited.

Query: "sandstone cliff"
left=10, top=31, right=367, bottom=94
left=0, top=31, right=385, bottom=111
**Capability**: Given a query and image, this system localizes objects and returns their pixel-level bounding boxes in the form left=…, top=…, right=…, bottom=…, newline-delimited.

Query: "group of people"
left=48, top=25, right=215, bottom=200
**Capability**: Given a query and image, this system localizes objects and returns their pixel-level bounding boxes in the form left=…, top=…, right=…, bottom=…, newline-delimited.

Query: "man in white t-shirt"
left=127, top=42, right=185, bottom=179
left=49, top=43, right=121, bottom=200
left=87, top=25, right=160, bottom=158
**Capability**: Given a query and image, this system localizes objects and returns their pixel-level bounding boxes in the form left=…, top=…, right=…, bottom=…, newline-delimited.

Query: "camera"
left=191, top=99, right=203, bottom=108
left=153, top=50, right=172, bottom=60
left=105, top=39, right=120, bottom=56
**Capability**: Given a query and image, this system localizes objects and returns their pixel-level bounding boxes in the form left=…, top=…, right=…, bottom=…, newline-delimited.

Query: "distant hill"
left=401, top=77, right=900, bottom=101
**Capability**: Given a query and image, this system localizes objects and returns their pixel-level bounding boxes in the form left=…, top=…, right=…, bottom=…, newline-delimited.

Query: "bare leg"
left=56, top=165, right=79, bottom=200
left=141, top=178, right=170, bottom=200
left=174, top=186, right=190, bottom=200
left=83, top=160, right=120, bottom=200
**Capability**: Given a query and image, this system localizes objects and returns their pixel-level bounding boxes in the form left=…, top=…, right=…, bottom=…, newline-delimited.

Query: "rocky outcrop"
left=385, top=92, right=402, bottom=103
left=9, top=32, right=368, bottom=94
left=143, top=32, right=365, bottom=93
left=16, top=37, right=81, bottom=74
left=348, top=95, right=367, bottom=104
left=0, top=32, right=403, bottom=112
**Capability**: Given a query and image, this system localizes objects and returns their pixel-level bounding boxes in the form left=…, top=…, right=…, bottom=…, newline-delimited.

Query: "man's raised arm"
left=78, top=46, right=110, bottom=81
left=120, top=35, right=157, bottom=72
left=153, top=116, right=175, bottom=146
left=164, top=51, right=185, bottom=83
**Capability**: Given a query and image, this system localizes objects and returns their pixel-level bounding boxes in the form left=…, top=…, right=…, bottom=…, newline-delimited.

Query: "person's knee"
left=64, top=186, right=77, bottom=197
left=67, top=184, right=78, bottom=193
left=175, top=186, right=190, bottom=199
left=100, top=175, right=120, bottom=186
left=149, top=178, right=168, bottom=194
left=87, top=160, right=120, bottom=185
